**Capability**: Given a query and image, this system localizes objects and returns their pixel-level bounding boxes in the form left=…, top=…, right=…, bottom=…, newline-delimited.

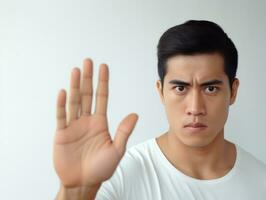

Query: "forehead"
left=165, top=53, right=227, bottom=81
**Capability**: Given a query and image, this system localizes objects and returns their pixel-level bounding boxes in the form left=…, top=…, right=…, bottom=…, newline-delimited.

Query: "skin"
left=156, top=53, right=240, bottom=180
left=54, top=59, right=138, bottom=199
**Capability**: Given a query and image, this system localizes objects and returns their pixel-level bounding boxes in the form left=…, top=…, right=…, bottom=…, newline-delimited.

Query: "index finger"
left=94, top=64, right=109, bottom=116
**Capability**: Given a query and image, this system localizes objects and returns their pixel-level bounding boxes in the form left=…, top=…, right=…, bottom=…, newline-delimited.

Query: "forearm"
left=56, top=184, right=102, bottom=200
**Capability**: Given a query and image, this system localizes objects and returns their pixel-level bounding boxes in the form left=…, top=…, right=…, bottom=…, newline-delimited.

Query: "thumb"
left=113, top=113, right=138, bottom=157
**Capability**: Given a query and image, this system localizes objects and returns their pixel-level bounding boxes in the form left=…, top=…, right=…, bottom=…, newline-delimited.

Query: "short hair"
left=157, top=20, right=238, bottom=90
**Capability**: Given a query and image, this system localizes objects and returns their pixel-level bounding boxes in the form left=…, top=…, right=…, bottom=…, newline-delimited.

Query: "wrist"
left=56, top=183, right=101, bottom=200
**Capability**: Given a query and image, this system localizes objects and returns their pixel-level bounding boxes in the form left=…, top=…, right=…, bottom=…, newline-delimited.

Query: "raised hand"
left=53, top=58, right=138, bottom=188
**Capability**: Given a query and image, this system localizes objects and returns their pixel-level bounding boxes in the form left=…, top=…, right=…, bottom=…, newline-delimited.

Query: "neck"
left=158, top=129, right=236, bottom=179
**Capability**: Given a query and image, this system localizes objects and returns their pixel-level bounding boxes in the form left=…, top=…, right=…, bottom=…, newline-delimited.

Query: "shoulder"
left=236, top=144, right=266, bottom=177
left=119, top=138, right=156, bottom=170
left=126, top=138, right=155, bottom=157
left=95, top=138, right=157, bottom=199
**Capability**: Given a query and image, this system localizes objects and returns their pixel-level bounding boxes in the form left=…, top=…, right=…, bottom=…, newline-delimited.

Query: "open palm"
left=53, top=59, right=138, bottom=188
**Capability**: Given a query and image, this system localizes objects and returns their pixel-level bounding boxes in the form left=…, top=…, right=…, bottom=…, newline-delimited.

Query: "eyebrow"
left=168, top=79, right=224, bottom=87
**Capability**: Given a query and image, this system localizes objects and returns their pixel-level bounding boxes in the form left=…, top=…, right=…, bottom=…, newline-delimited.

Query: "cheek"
left=207, top=97, right=230, bottom=125
left=164, top=95, right=185, bottom=122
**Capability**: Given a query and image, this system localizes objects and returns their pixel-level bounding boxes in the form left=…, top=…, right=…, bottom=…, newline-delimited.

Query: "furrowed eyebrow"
left=168, top=80, right=190, bottom=86
left=200, top=79, right=223, bottom=86
left=168, top=79, right=223, bottom=87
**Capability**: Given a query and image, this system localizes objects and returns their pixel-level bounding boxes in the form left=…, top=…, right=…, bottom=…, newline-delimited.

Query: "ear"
left=156, top=80, right=165, bottom=104
left=230, top=78, right=240, bottom=105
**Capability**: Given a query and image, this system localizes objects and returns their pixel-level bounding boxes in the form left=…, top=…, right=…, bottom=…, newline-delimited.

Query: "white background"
left=0, top=0, right=265, bottom=199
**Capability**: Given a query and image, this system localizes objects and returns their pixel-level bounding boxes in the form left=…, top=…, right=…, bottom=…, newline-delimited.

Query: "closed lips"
left=184, top=123, right=207, bottom=128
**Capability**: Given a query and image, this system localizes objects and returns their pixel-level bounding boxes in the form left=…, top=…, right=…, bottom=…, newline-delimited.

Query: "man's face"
left=157, top=53, right=239, bottom=148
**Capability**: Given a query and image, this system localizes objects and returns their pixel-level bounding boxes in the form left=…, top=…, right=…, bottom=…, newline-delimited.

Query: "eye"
left=205, top=86, right=219, bottom=94
left=174, top=86, right=187, bottom=93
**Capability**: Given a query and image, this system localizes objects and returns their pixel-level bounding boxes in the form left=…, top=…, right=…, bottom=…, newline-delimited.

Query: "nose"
left=186, top=90, right=206, bottom=116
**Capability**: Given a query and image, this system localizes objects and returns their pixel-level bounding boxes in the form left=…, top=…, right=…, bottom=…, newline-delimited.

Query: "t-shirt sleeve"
left=95, top=166, right=124, bottom=200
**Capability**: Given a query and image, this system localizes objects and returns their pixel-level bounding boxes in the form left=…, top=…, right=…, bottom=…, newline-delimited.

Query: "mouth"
left=184, top=123, right=207, bottom=133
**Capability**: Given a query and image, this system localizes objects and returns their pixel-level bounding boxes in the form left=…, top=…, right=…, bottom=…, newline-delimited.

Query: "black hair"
left=157, top=20, right=238, bottom=90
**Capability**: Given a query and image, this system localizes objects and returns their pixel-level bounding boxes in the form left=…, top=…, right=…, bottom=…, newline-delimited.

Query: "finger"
left=56, top=89, right=67, bottom=130
left=81, top=58, right=93, bottom=116
left=95, top=64, right=109, bottom=116
left=68, top=68, right=81, bottom=123
left=113, top=113, right=139, bottom=156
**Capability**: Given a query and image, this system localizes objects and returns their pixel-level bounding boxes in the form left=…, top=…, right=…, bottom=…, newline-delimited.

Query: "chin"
left=178, top=131, right=219, bottom=148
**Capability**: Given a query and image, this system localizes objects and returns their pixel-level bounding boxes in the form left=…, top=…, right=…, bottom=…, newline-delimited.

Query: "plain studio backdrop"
left=0, top=0, right=266, bottom=199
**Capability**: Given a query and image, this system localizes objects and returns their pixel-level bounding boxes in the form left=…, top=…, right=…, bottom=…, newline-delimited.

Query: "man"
left=54, top=20, right=266, bottom=200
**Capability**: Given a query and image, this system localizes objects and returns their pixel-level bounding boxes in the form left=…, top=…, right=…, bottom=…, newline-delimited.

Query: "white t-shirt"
left=96, top=138, right=266, bottom=200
